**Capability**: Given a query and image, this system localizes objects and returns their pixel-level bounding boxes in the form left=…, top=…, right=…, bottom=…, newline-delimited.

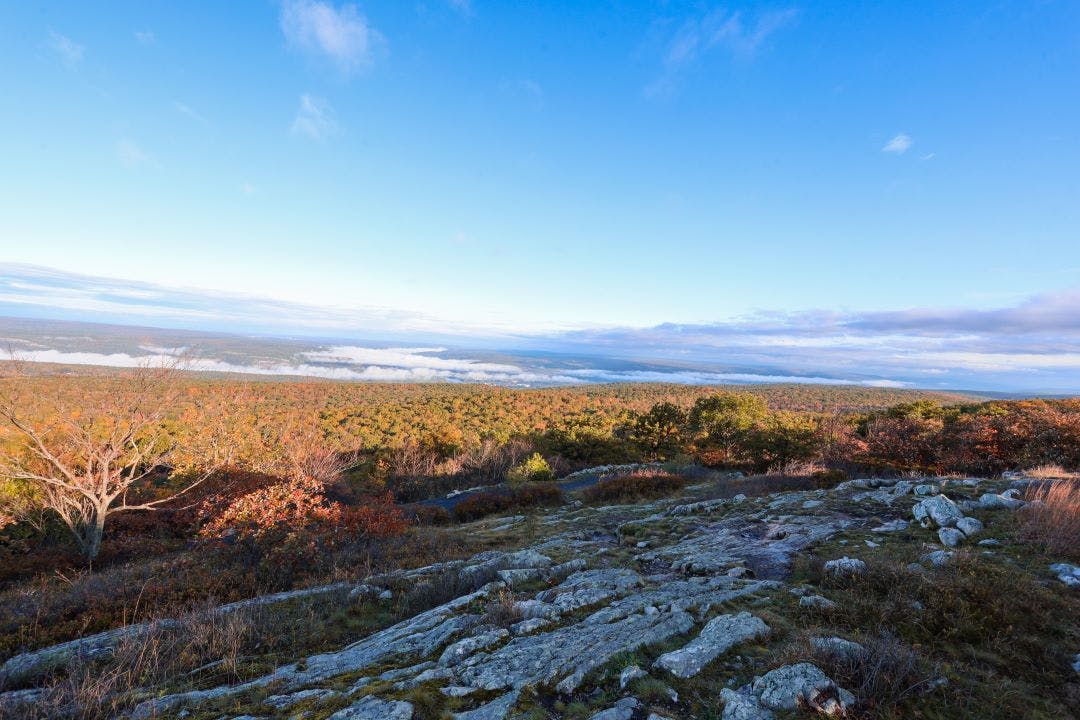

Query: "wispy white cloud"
left=882, top=133, right=913, bottom=154
left=240, top=182, right=257, bottom=196
left=134, top=30, right=156, bottom=45
left=280, top=0, right=385, bottom=73
left=501, top=78, right=544, bottom=110
left=173, top=101, right=209, bottom=125
left=291, top=94, right=338, bottom=140
left=115, top=138, right=152, bottom=168
left=645, top=8, right=797, bottom=100
left=446, top=0, right=472, bottom=15
left=47, top=31, right=84, bottom=66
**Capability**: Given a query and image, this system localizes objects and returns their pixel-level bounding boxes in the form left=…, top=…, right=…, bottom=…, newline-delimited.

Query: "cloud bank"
left=2, top=264, right=1079, bottom=392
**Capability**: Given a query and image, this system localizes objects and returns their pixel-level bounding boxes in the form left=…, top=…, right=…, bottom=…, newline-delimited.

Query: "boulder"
left=654, top=612, right=770, bottom=678
left=913, top=495, right=963, bottom=529
left=938, top=527, right=964, bottom=547
left=753, top=663, right=855, bottom=715
left=955, top=517, right=983, bottom=537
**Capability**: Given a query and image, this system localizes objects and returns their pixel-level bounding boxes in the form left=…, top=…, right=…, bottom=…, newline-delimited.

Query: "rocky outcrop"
left=654, top=612, right=769, bottom=678
left=641, top=514, right=851, bottom=578
left=13, top=472, right=1045, bottom=720
left=328, top=696, right=414, bottom=719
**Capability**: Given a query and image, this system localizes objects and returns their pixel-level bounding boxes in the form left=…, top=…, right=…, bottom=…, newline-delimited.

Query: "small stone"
left=913, top=484, right=939, bottom=496
left=619, top=664, right=648, bottom=688
left=977, top=538, right=1001, bottom=547
left=442, top=686, right=477, bottom=697
left=802, top=500, right=824, bottom=509
left=921, top=550, right=954, bottom=567
left=810, top=636, right=865, bottom=659
left=1050, top=563, right=1080, bottom=588
left=864, top=540, right=879, bottom=548
left=589, top=697, right=640, bottom=720
left=719, top=688, right=775, bottom=720
left=636, top=541, right=649, bottom=548
left=823, top=556, right=866, bottom=576
left=1072, top=653, right=1080, bottom=673
left=870, top=519, right=908, bottom=533
left=799, top=595, right=836, bottom=611
left=727, top=566, right=748, bottom=578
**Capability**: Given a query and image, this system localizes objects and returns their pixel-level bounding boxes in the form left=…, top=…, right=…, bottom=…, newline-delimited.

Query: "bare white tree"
left=0, top=362, right=229, bottom=561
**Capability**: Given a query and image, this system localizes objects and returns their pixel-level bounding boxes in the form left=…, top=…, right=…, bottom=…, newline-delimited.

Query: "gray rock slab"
left=654, top=612, right=769, bottom=678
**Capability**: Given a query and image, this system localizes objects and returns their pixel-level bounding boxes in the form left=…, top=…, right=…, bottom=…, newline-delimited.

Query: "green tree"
left=687, top=393, right=768, bottom=463
left=746, top=411, right=820, bottom=471
left=629, top=402, right=687, bottom=461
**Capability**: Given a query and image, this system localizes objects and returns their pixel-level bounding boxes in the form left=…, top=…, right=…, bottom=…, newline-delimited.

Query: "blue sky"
left=1, top=2, right=1079, bottom=391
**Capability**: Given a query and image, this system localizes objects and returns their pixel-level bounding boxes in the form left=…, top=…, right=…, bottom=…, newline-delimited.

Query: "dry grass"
left=1023, top=464, right=1077, bottom=479
left=482, top=589, right=523, bottom=628
left=1020, top=479, right=1080, bottom=560
left=4, top=603, right=259, bottom=719
left=780, top=631, right=938, bottom=719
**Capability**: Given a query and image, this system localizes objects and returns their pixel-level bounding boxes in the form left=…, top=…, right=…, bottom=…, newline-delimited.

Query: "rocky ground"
left=3, top=471, right=1079, bottom=719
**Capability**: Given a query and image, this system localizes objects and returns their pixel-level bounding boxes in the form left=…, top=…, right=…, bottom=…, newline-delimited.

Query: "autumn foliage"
left=199, top=479, right=406, bottom=543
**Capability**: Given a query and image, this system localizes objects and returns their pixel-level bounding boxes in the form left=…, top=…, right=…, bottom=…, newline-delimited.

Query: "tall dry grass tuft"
left=1023, top=463, right=1076, bottom=479
left=1020, top=479, right=1080, bottom=560
left=3, top=604, right=260, bottom=720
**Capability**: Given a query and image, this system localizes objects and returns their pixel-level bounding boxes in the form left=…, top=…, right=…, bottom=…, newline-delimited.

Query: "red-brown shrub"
left=581, top=469, right=686, bottom=504
left=451, top=492, right=515, bottom=523
left=450, top=483, right=564, bottom=523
